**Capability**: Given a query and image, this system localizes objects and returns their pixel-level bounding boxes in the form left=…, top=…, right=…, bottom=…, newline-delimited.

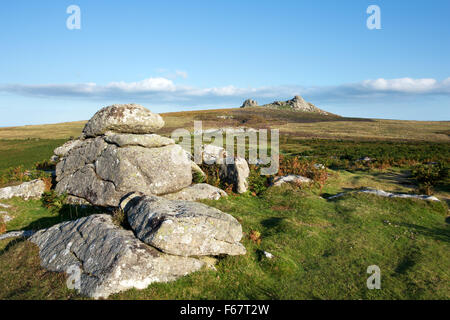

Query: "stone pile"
left=53, top=104, right=193, bottom=207
left=29, top=104, right=247, bottom=299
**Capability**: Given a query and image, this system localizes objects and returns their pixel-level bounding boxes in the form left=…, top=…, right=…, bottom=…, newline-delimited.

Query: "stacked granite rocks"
left=30, top=104, right=246, bottom=299
left=53, top=104, right=193, bottom=207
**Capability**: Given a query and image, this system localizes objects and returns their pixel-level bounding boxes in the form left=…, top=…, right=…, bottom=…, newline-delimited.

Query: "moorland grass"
left=0, top=115, right=448, bottom=300
left=0, top=187, right=448, bottom=300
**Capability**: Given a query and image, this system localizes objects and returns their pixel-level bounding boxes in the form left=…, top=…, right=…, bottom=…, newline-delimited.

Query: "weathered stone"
left=55, top=139, right=192, bottom=207
left=55, top=137, right=108, bottom=182
left=121, top=193, right=246, bottom=257
left=328, top=188, right=440, bottom=202
left=104, top=133, right=174, bottom=148
left=0, top=203, right=11, bottom=209
left=272, top=175, right=312, bottom=187
left=95, top=144, right=192, bottom=199
left=191, top=161, right=206, bottom=180
left=240, top=99, right=258, bottom=108
left=357, top=156, right=374, bottom=162
left=0, top=230, right=35, bottom=241
left=66, top=195, right=91, bottom=206
left=29, top=214, right=205, bottom=299
left=202, top=144, right=228, bottom=164
left=0, top=179, right=46, bottom=200
left=82, top=104, right=164, bottom=138
left=220, top=157, right=250, bottom=193
left=162, top=183, right=227, bottom=201
left=263, top=95, right=330, bottom=114
left=0, top=212, right=12, bottom=223
left=54, top=139, right=83, bottom=157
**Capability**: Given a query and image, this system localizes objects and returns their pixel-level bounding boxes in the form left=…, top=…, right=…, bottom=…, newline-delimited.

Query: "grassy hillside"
left=0, top=108, right=449, bottom=141
left=0, top=171, right=448, bottom=300
left=0, top=108, right=448, bottom=300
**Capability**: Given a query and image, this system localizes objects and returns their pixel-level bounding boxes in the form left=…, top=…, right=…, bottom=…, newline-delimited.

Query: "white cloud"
left=361, top=78, right=438, bottom=93
left=1, top=77, right=449, bottom=107
left=106, top=77, right=175, bottom=92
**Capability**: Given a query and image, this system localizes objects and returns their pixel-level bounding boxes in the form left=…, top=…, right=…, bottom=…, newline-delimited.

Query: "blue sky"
left=0, top=0, right=449, bottom=126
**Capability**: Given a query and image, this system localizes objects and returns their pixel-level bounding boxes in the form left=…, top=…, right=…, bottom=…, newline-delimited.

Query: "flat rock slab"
left=29, top=214, right=205, bottom=299
left=0, top=179, right=46, bottom=200
left=104, top=133, right=174, bottom=148
left=54, top=139, right=83, bottom=157
left=121, top=193, right=246, bottom=257
left=272, top=175, right=312, bottom=187
left=328, top=188, right=440, bottom=202
left=0, top=230, right=35, bottom=241
left=162, top=183, right=227, bottom=201
left=82, top=104, right=164, bottom=138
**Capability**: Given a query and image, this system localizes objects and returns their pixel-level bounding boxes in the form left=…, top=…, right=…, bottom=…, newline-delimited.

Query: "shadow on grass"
left=21, top=203, right=105, bottom=231
left=0, top=203, right=105, bottom=256
left=0, top=237, right=26, bottom=257
left=371, top=170, right=415, bottom=186
left=398, top=222, right=450, bottom=243
left=261, top=217, right=285, bottom=229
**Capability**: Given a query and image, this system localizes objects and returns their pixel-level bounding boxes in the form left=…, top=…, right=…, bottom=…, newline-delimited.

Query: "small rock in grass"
left=272, top=175, right=312, bottom=187
left=0, top=212, right=13, bottom=223
left=0, top=179, right=46, bottom=200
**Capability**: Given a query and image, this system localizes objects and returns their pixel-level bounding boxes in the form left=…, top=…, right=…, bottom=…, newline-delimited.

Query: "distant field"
left=0, top=121, right=85, bottom=140
left=0, top=108, right=448, bottom=142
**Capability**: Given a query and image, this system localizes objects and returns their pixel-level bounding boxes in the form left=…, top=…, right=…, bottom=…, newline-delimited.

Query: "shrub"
left=0, top=217, right=5, bottom=234
left=249, top=230, right=262, bottom=245
left=41, top=191, right=67, bottom=211
left=35, top=159, right=56, bottom=171
left=41, top=177, right=53, bottom=191
left=278, top=155, right=328, bottom=189
left=0, top=165, right=52, bottom=186
left=247, top=165, right=269, bottom=195
left=112, top=208, right=130, bottom=229
left=198, top=164, right=222, bottom=188
left=192, top=170, right=206, bottom=183
left=412, top=163, right=448, bottom=195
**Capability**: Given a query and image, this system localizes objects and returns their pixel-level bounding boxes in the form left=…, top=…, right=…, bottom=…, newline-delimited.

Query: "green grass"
left=280, top=138, right=450, bottom=163
left=1, top=186, right=448, bottom=300
left=0, top=116, right=449, bottom=300
left=0, top=139, right=67, bottom=174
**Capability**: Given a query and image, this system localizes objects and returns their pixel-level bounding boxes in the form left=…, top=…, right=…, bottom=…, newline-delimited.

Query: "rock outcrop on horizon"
left=240, top=99, right=258, bottom=108
left=240, top=95, right=330, bottom=115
